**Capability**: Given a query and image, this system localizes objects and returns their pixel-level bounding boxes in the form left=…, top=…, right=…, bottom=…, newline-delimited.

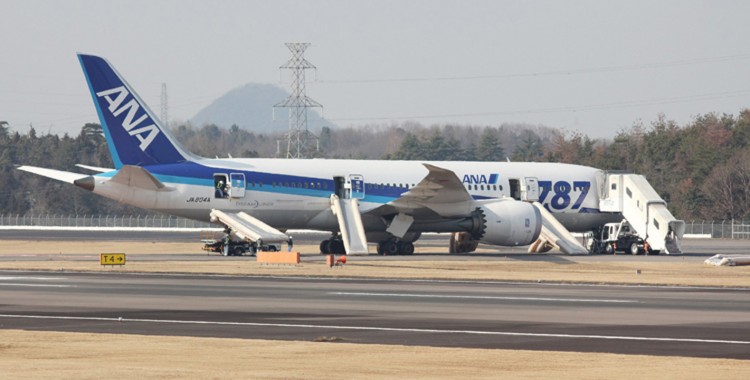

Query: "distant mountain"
left=189, top=83, right=332, bottom=133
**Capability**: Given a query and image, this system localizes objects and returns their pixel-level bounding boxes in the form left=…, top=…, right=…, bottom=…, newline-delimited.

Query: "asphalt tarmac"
left=0, top=270, right=748, bottom=359
left=2, top=230, right=750, bottom=359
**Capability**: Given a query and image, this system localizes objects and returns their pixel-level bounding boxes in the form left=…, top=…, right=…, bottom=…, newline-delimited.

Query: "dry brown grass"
left=0, top=330, right=748, bottom=379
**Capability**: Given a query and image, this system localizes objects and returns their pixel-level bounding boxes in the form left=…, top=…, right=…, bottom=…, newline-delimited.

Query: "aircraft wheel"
left=376, top=242, right=385, bottom=255
left=325, top=240, right=336, bottom=254
left=330, top=239, right=345, bottom=254
left=398, top=241, right=415, bottom=255
left=267, top=245, right=277, bottom=252
left=320, top=240, right=330, bottom=254
left=383, top=241, right=399, bottom=256
left=630, top=242, right=641, bottom=255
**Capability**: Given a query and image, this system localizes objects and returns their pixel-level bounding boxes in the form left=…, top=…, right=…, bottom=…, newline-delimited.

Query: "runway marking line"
left=0, top=314, right=748, bottom=346
left=10, top=270, right=743, bottom=292
left=330, top=292, right=639, bottom=303
left=0, top=283, right=73, bottom=288
left=0, top=276, right=71, bottom=287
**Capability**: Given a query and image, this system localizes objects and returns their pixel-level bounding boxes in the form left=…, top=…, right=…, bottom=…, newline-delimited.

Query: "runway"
left=0, top=270, right=748, bottom=359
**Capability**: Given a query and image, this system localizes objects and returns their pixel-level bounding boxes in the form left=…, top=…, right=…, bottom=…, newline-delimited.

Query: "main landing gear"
left=319, top=236, right=415, bottom=256
left=320, top=237, right=346, bottom=255
left=376, top=239, right=414, bottom=256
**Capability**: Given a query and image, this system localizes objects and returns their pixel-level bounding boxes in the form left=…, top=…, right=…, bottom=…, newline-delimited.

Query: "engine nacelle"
left=475, top=200, right=542, bottom=246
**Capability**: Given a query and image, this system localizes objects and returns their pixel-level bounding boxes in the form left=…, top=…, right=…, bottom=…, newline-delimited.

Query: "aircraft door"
left=522, top=177, right=539, bottom=202
left=213, top=174, right=229, bottom=199
left=350, top=174, right=365, bottom=199
left=508, top=179, right=521, bottom=200
left=333, top=175, right=365, bottom=199
left=333, top=176, right=348, bottom=199
left=229, top=173, right=246, bottom=198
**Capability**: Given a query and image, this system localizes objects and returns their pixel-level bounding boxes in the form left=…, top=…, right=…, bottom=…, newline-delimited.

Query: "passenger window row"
left=245, top=181, right=502, bottom=193
left=246, top=181, right=503, bottom=192
left=246, top=181, right=418, bottom=191
left=466, top=184, right=503, bottom=192
left=261, top=181, right=329, bottom=190
left=366, top=183, right=415, bottom=190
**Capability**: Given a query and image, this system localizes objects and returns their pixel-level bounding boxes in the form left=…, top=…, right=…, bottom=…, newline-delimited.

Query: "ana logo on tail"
left=96, top=86, right=160, bottom=151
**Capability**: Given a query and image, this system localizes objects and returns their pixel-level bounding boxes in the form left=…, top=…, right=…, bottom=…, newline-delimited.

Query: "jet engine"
left=472, top=200, right=542, bottom=246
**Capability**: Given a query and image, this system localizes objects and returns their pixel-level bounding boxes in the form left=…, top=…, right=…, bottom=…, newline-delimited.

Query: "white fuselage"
left=91, top=158, right=621, bottom=233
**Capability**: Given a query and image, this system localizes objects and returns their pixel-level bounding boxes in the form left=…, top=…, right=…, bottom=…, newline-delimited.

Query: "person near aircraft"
left=215, top=180, right=227, bottom=198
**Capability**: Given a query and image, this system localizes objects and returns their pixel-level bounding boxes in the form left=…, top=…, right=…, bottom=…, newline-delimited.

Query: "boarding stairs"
left=599, top=174, right=685, bottom=254
left=528, top=202, right=589, bottom=255
left=330, top=194, right=369, bottom=255
left=209, top=209, right=289, bottom=244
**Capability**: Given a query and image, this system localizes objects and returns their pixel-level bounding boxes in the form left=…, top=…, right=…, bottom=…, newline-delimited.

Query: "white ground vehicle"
left=589, top=220, right=654, bottom=255
left=201, top=230, right=282, bottom=256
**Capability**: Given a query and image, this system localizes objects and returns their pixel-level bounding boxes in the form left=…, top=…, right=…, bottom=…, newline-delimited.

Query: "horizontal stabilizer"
left=17, top=165, right=89, bottom=184
left=76, top=164, right=114, bottom=173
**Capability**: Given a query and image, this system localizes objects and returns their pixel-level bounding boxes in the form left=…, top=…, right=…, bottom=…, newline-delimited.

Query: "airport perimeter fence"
left=1, top=214, right=750, bottom=238
left=0, top=214, right=214, bottom=229
left=683, top=220, right=750, bottom=239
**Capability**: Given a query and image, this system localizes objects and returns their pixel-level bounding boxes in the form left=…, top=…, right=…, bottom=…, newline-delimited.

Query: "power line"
left=327, top=89, right=750, bottom=122
left=317, top=54, right=750, bottom=84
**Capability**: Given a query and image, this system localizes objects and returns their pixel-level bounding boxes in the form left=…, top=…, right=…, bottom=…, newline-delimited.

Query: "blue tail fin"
left=78, top=54, right=192, bottom=168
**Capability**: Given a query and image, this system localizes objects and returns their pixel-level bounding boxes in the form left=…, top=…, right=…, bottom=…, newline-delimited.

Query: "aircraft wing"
left=18, top=165, right=172, bottom=192
left=383, top=163, right=474, bottom=218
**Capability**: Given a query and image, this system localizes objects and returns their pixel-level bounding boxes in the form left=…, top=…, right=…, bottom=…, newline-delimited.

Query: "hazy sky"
left=1, top=0, right=749, bottom=138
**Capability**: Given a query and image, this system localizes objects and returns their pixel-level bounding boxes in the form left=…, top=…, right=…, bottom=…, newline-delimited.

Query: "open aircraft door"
left=350, top=174, right=365, bottom=199
left=229, top=173, right=246, bottom=198
left=522, top=177, right=539, bottom=202
left=334, top=174, right=365, bottom=199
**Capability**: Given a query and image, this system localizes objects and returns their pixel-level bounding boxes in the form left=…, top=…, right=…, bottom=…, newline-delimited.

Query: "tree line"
left=2, top=110, right=750, bottom=221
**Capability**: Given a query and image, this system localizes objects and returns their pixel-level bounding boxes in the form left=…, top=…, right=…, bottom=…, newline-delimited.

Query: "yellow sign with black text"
left=100, top=253, right=126, bottom=266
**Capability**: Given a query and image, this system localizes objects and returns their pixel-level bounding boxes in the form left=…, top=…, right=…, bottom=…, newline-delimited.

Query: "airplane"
left=18, top=54, right=682, bottom=256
